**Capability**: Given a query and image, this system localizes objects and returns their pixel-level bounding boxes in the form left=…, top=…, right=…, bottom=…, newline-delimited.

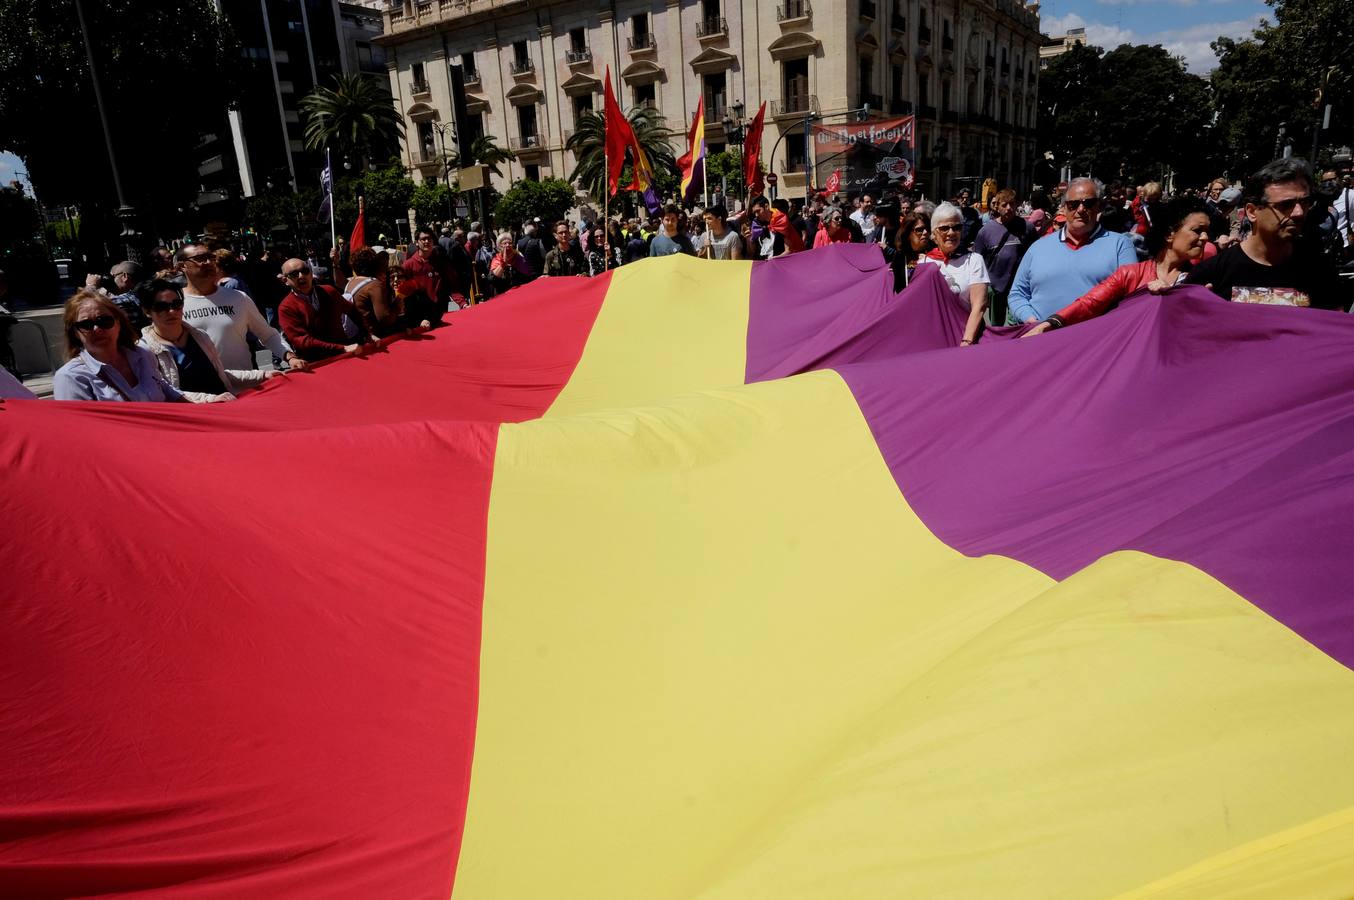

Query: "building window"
left=573, top=94, right=593, bottom=124
left=412, top=62, right=425, bottom=82
left=785, top=134, right=806, bottom=173
left=858, top=55, right=873, bottom=103
left=417, top=121, right=434, bottom=159
left=702, top=0, right=719, bottom=20
left=513, top=41, right=529, bottom=65
left=891, top=63, right=903, bottom=104
left=570, top=27, right=587, bottom=53
left=461, top=53, right=477, bottom=79
left=782, top=57, right=808, bottom=110
left=463, top=112, right=484, bottom=145
left=704, top=71, right=726, bottom=119
left=524, top=164, right=540, bottom=181
left=517, top=104, right=538, bottom=142
left=631, top=14, right=649, bottom=44
left=941, top=79, right=951, bottom=113
left=633, top=82, right=656, bottom=108
left=1000, top=97, right=1008, bottom=124
left=918, top=72, right=929, bottom=106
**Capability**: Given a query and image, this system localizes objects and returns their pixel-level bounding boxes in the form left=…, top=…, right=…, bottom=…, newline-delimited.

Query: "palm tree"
left=463, top=134, right=515, bottom=178
left=567, top=105, right=676, bottom=205
left=300, top=73, right=404, bottom=168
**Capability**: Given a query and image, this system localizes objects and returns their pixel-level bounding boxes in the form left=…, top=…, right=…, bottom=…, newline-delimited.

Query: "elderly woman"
left=1021, top=197, right=1210, bottom=337
left=54, top=289, right=186, bottom=402
left=812, top=207, right=855, bottom=248
left=920, top=202, right=990, bottom=346
left=489, top=232, right=533, bottom=295
left=137, top=279, right=276, bottom=402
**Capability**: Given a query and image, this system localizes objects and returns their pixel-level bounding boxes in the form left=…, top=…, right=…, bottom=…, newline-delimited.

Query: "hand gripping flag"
left=677, top=98, right=706, bottom=205
left=6, top=248, right=1354, bottom=898
left=743, top=101, right=767, bottom=197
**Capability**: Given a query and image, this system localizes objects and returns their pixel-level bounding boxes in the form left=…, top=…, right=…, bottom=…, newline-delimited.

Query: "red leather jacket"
left=1052, top=259, right=1158, bottom=327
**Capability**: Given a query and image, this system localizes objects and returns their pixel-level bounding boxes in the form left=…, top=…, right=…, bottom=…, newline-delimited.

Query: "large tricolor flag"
left=4, top=246, right=1354, bottom=897
left=676, top=97, right=706, bottom=204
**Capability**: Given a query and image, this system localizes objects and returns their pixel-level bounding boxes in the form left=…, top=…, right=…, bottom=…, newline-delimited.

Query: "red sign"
left=766, top=172, right=779, bottom=186
left=825, top=169, right=842, bottom=194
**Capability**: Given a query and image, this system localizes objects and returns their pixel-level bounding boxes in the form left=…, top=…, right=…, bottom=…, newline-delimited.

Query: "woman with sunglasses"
left=136, top=279, right=277, bottom=402
left=892, top=208, right=933, bottom=291
left=920, top=202, right=990, bottom=346
left=53, top=289, right=186, bottom=402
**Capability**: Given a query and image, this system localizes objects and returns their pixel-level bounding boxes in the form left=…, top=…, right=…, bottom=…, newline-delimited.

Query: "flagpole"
left=326, top=147, right=337, bottom=253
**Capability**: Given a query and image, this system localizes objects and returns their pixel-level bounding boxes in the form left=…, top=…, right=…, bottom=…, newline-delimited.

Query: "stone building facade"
left=375, top=0, right=1042, bottom=201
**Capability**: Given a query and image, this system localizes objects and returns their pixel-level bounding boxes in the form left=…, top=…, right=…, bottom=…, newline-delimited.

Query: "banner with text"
left=812, top=116, right=917, bottom=197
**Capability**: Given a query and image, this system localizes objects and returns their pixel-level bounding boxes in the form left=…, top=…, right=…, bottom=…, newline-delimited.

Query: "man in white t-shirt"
left=849, top=194, right=878, bottom=243
left=177, top=244, right=306, bottom=371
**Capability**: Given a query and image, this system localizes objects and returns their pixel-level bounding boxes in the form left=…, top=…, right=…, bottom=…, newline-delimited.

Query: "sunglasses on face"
left=1063, top=198, right=1102, bottom=211
left=1261, top=195, right=1314, bottom=216
left=183, top=253, right=214, bottom=265
left=74, top=315, right=117, bottom=332
left=934, top=224, right=962, bottom=233
left=283, top=266, right=312, bottom=279
left=150, top=298, right=185, bottom=313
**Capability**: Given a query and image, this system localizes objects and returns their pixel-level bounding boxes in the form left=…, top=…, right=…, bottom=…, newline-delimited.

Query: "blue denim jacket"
left=53, top=347, right=187, bottom=402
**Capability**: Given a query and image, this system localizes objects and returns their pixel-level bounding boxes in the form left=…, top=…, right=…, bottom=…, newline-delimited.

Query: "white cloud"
left=1041, top=11, right=1263, bottom=73
left=0, top=152, right=33, bottom=196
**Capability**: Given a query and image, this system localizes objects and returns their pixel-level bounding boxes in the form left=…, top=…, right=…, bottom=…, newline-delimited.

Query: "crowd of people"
left=38, top=154, right=1354, bottom=404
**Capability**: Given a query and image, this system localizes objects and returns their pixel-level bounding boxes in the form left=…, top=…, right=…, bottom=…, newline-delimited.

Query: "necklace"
left=156, top=324, right=187, bottom=345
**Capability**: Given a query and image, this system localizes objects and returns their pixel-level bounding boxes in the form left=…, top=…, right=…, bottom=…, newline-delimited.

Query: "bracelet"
left=960, top=339, right=973, bottom=345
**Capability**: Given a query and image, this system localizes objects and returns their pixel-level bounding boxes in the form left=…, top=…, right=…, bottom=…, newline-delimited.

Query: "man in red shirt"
left=403, top=226, right=462, bottom=318
left=278, top=259, right=367, bottom=362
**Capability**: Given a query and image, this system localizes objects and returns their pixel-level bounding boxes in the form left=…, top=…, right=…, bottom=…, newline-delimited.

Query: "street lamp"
left=430, top=121, right=457, bottom=221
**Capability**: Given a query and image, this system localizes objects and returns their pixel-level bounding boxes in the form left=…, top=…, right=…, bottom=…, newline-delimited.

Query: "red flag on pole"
left=742, top=102, right=768, bottom=197
left=350, top=196, right=367, bottom=252
left=825, top=168, right=842, bottom=195
left=603, top=69, right=638, bottom=197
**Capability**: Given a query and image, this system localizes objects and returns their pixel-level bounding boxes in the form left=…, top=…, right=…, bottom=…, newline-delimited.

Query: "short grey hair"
left=931, top=201, right=963, bottom=226
left=1067, top=176, right=1104, bottom=198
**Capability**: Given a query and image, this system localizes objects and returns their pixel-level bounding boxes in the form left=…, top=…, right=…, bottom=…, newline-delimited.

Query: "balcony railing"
left=461, top=68, right=480, bottom=86
left=776, top=0, right=811, bottom=21
left=509, top=134, right=543, bottom=151
left=859, top=93, right=883, bottom=112
left=696, top=16, right=727, bottom=38
left=918, top=103, right=937, bottom=119
left=566, top=48, right=592, bottom=64
left=410, top=78, right=430, bottom=96
left=770, top=93, right=818, bottom=117
left=860, top=0, right=877, bottom=20
left=413, top=149, right=441, bottom=165
left=706, top=98, right=728, bottom=121
left=891, top=12, right=906, bottom=32
left=917, top=23, right=931, bottom=44
left=941, top=34, right=954, bottom=52
left=510, top=58, right=534, bottom=75
left=888, top=98, right=913, bottom=115
left=627, top=33, right=656, bottom=52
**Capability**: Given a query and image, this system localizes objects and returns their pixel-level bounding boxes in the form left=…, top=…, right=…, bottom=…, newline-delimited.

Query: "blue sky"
left=0, top=151, right=31, bottom=197
left=1038, top=0, right=1270, bottom=73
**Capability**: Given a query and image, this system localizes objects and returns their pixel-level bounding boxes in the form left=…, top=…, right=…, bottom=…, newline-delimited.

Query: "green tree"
left=1038, top=42, right=1218, bottom=185
left=463, top=134, right=515, bottom=178
left=1212, top=0, right=1353, bottom=175
left=335, top=163, right=417, bottom=241
left=493, top=178, right=577, bottom=227
left=411, top=181, right=454, bottom=228
left=0, top=0, right=242, bottom=254
left=299, top=73, right=404, bottom=169
left=566, top=106, right=676, bottom=205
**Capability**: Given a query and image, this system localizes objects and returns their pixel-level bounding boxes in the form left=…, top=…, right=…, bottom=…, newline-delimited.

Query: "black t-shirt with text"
left=1183, top=243, right=1346, bottom=311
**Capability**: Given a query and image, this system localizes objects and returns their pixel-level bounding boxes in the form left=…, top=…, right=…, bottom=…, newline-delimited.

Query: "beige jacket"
left=138, top=324, right=268, bottom=403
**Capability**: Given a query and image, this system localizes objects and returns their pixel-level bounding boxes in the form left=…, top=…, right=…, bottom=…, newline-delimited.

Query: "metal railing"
left=770, top=93, right=818, bottom=117
left=509, top=58, right=534, bottom=75
left=566, top=48, right=591, bottom=64
left=696, top=16, right=727, bottom=38
left=859, top=93, right=883, bottom=112
left=509, top=134, right=542, bottom=150
left=410, top=79, right=430, bottom=96
left=889, top=98, right=913, bottom=115
left=627, top=33, right=656, bottom=52
left=776, top=0, right=811, bottom=21
left=461, top=68, right=480, bottom=86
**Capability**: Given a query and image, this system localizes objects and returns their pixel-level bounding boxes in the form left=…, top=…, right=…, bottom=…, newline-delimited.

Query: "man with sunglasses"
left=1185, top=158, right=1346, bottom=310
left=178, top=243, right=306, bottom=372
left=1007, top=177, right=1137, bottom=325
left=277, top=258, right=367, bottom=362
